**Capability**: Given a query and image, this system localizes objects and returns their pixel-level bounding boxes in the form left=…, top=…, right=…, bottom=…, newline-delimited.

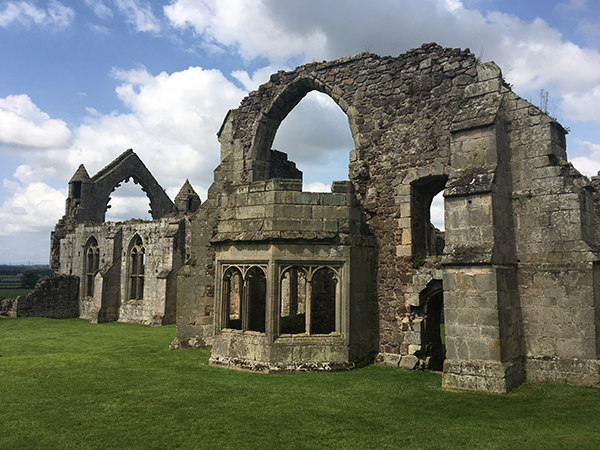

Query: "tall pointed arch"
left=128, top=234, right=145, bottom=300
left=84, top=236, right=99, bottom=297
left=248, top=77, right=359, bottom=182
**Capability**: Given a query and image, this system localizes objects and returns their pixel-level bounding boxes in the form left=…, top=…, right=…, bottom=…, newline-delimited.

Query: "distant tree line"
left=0, top=265, right=52, bottom=277
left=20, top=271, right=41, bottom=289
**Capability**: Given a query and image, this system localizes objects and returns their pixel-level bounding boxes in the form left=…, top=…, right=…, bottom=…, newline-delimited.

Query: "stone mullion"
left=305, top=269, right=312, bottom=335
left=222, top=274, right=231, bottom=329
left=241, top=276, right=250, bottom=331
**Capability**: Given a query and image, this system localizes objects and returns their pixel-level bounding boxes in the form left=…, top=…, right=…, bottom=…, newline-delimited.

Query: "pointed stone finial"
left=69, top=164, right=91, bottom=183
left=174, top=179, right=201, bottom=213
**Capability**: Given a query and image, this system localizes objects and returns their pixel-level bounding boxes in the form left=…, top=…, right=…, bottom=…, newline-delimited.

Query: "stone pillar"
left=441, top=123, right=524, bottom=393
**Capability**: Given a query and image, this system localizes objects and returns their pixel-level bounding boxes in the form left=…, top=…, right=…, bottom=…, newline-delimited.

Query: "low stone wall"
left=0, top=298, right=16, bottom=317
left=14, top=275, right=79, bottom=319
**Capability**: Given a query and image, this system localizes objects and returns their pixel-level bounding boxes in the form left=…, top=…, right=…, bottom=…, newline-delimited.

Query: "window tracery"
left=129, top=235, right=145, bottom=300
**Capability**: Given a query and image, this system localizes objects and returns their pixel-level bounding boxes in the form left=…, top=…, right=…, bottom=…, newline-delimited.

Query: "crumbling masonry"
left=53, top=44, right=600, bottom=393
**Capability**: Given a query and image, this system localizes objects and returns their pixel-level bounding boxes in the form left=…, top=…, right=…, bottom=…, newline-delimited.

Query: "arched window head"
left=129, top=236, right=145, bottom=300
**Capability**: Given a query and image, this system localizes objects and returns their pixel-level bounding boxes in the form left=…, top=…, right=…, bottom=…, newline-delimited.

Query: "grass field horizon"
left=1, top=317, right=599, bottom=449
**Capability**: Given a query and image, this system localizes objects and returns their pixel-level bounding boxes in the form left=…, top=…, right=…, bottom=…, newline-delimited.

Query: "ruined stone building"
left=52, top=149, right=200, bottom=325
left=52, top=43, right=600, bottom=393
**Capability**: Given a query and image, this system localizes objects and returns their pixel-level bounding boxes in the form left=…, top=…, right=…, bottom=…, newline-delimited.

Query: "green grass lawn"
left=0, top=288, right=33, bottom=299
left=1, top=317, right=599, bottom=450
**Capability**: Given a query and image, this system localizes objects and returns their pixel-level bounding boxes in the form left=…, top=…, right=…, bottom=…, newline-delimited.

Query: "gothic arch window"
left=310, top=267, right=337, bottom=334
left=279, top=265, right=339, bottom=335
left=129, top=235, right=145, bottom=300
left=280, top=266, right=307, bottom=334
left=84, top=237, right=99, bottom=297
left=223, top=267, right=243, bottom=330
left=221, top=264, right=267, bottom=333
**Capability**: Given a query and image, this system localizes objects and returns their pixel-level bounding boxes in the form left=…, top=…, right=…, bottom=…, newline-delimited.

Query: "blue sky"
left=1, top=0, right=599, bottom=264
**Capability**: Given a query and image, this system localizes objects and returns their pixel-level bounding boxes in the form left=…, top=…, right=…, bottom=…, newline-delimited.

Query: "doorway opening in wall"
left=415, top=279, right=445, bottom=371
left=105, top=178, right=152, bottom=222
left=272, top=91, right=354, bottom=192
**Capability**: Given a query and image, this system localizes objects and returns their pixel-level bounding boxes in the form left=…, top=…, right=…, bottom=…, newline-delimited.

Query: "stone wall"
left=52, top=149, right=201, bottom=327
left=58, top=218, right=187, bottom=325
left=13, top=275, right=79, bottom=319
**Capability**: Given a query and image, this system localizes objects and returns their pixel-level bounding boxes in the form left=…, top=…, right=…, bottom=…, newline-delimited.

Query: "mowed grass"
left=1, top=318, right=599, bottom=450
left=0, top=288, right=33, bottom=299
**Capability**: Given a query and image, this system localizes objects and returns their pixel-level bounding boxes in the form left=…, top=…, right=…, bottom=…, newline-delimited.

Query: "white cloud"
left=570, top=139, right=600, bottom=177
left=0, top=94, right=73, bottom=151
left=0, top=0, right=74, bottom=29
left=164, top=0, right=327, bottom=63
left=431, top=193, right=445, bottom=230
left=0, top=180, right=65, bottom=236
left=231, top=66, right=277, bottom=91
left=89, top=23, right=111, bottom=35
left=303, top=182, right=330, bottom=193
left=84, top=0, right=113, bottom=20
left=562, top=86, right=600, bottom=126
left=165, top=0, right=600, bottom=129
left=556, top=0, right=588, bottom=12
left=114, top=0, right=160, bottom=32
left=0, top=64, right=247, bottom=233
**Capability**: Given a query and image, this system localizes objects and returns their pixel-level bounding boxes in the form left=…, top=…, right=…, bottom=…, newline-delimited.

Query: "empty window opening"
left=72, top=181, right=82, bottom=199
left=272, top=91, right=354, bottom=192
left=411, top=177, right=447, bottom=257
left=279, top=265, right=338, bottom=335
left=247, top=266, right=267, bottom=332
left=85, top=237, right=99, bottom=297
left=224, top=267, right=243, bottom=330
left=129, top=236, right=145, bottom=300
left=106, top=178, right=152, bottom=222
left=311, top=268, right=337, bottom=334
left=280, top=267, right=307, bottom=334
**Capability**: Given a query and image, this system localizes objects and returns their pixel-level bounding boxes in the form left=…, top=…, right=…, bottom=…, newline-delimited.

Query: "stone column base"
left=442, top=358, right=525, bottom=393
